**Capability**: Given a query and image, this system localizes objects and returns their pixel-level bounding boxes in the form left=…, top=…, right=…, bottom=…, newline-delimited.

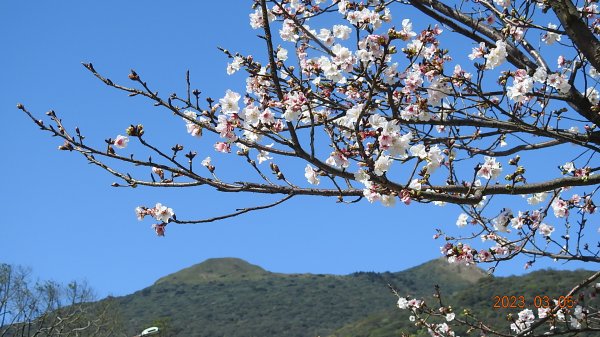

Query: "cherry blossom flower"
left=283, top=91, right=307, bottom=122
left=226, top=56, right=244, bottom=75
left=331, top=44, right=355, bottom=71
left=219, top=90, right=241, bottom=114
left=152, top=167, right=164, bottom=180
left=362, top=180, right=382, bottom=203
left=399, top=190, right=411, bottom=205
left=468, top=42, right=486, bottom=60
left=259, top=108, right=275, bottom=125
left=585, top=87, right=600, bottom=105
left=135, top=206, right=147, bottom=221
left=374, top=155, right=392, bottom=176
left=573, top=305, right=585, bottom=320
left=153, top=203, right=174, bottom=223
left=201, top=157, right=211, bottom=167
left=409, top=179, right=422, bottom=191
left=279, top=19, right=298, bottom=42
left=551, top=198, right=569, bottom=218
left=533, top=67, right=547, bottom=83
left=546, top=73, right=571, bottom=94
left=493, top=208, right=512, bottom=233
left=354, top=169, right=369, bottom=184
left=113, top=135, right=129, bottom=149
left=509, top=24, right=525, bottom=41
left=381, top=8, right=392, bottom=23
left=214, top=142, right=231, bottom=153
left=276, top=48, right=288, bottom=61
left=557, top=55, right=567, bottom=68
left=186, top=122, right=202, bottom=137
left=326, top=151, right=349, bottom=168
left=243, top=106, right=261, bottom=126
left=562, top=161, right=575, bottom=173
left=216, top=115, right=238, bottom=141
left=538, top=223, right=555, bottom=237
left=427, top=77, right=451, bottom=106
left=542, top=23, right=561, bottom=45
left=257, top=149, right=272, bottom=164
left=382, top=194, right=396, bottom=207
left=456, top=213, right=468, bottom=227
left=403, top=69, right=424, bottom=94
left=538, top=307, right=551, bottom=319
left=152, top=223, right=166, bottom=237
left=317, top=28, right=334, bottom=46
left=407, top=299, right=423, bottom=309
left=333, top=24, right=351, bottom=40
left=409, top=144, right=427, bottom=159
left=478, top=249, right=492, bottom=262
left=484, top=40, right=508, bottom=69
left=571, top=315, right=582, bottom=329
left=579, top=3, right=599, bottom=17
left=511, top=308, right=535, bottom=332
left=527, top=192, right=548, bottom=205
left=304, top=165, right=320, bottom=185
left=249, top=8, right=275, bottom=29
left=429, top=322, right=453, bottom=337
left=182, top=110, right=203, bottom=137
left=400, top=104, right=420, bottom=121
left=477, top=156, right=502, bottom=179
left=507, top=69, right=533, bottom=103
left=494, top=0, right=510, bottom=8
left=398, top=19, right=416, bottom=40
left=397, top=297, right=409, bottom=309
left=383, top=63, right=399, bottom=85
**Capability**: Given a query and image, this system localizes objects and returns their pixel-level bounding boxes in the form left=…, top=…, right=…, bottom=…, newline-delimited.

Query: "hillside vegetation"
left=100, top=258, right=596, bottom=337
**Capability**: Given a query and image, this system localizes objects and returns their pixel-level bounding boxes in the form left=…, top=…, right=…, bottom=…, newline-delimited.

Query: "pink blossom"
left=152, top=224, right=166, bottom=237
left=468, top=42, right=486, bottom=60
left=259, top=108, right=275, bottom=125
left=326, top=151, right=349, bottom=168
left=551, top=198, right=569, bottom=218
left=113, top=135, right=129, bottom=149
left=407, top=299, right=423, bottom=309
left=214, top=142, right=231, bottom=153
left=538, top=223, right=555, bottom=237
left=400, top=190, right=411, bottom=205
left=477, top=156, right=502, bottom=179
left=478, top=250, right=492, bottom=262
left=216, top=115, right=238, bottom=141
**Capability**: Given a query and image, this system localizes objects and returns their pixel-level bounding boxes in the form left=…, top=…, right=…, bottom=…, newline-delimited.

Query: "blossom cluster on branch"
left=19, top=0, right=600, bottom=335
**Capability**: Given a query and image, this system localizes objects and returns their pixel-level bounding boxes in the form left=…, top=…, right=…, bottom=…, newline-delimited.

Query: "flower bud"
left=58, top=141, right=74, bottom=151
left=128, top=70, right=139, bottom=81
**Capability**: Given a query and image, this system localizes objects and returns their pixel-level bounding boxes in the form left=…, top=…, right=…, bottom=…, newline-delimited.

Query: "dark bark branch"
left=409, top=0, right=537, bottom=70
left=550, top=0, right=600, bottom=72
left=549, top=0, right=600, bottom=126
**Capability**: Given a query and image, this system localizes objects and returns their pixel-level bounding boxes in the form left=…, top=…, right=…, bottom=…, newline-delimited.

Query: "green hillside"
left=99, top=258, right=596, bottom=337
left=111, top=258, right=485, bottom=337
left=329, top=269, right=598, bottom=337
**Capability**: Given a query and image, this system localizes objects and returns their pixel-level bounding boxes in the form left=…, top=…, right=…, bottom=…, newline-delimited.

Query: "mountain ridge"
left=154, top=256, right=487, bottom=286
left=154, top=257, right=272, bottom=285
left=99, top=258, right=596, bottom=337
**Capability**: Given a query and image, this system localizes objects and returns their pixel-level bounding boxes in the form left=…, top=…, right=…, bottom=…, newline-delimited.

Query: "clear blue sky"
left=1, top=1, right=592, bottom=298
